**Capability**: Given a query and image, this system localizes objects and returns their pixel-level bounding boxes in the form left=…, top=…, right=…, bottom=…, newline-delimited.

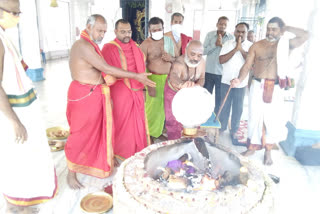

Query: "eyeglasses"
left=0, top=7, right=21, bottom=17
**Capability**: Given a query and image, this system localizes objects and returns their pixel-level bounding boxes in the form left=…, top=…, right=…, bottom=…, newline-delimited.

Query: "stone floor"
left=1, top=58, right=319, bottom=214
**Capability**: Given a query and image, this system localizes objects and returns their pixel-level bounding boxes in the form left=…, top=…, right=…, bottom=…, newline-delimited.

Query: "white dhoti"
left=0, top=27, right=57, bottom=206
left=0, top=100, right=57, bottom=206
left=248, top=79, right=287, bottom=149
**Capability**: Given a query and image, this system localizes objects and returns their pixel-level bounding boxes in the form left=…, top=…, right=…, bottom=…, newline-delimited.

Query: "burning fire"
left=198, top=174, right=219, bottom=191
left=157, top=153, right=223, bottom=192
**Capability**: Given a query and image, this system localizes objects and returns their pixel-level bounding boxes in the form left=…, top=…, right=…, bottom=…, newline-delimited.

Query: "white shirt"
left=220, top=39, right=252, bottom=88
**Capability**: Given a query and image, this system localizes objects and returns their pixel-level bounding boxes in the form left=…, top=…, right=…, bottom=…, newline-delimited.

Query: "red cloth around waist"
left=65, top=80, right=114, bottom=178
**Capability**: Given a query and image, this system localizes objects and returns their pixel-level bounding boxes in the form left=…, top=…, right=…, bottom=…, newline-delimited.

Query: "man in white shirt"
left=219, top=22, right=252, bottom=140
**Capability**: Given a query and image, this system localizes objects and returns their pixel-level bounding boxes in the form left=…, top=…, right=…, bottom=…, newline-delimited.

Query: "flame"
left=198, top=175, right=219, bottom=191
left=175, top=168, right=186, bottom=176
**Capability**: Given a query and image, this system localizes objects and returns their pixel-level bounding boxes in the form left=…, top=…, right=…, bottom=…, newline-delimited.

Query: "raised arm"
left=0, top=40, right=27, bottom=143
left=231, top=45, right=255, bottom=88
left=203, top=32, right=221, bottom=56
left=195, top=59, right=206, bottom=86
left=81, top=42, right=155, bottom=87
left=285, top=26, right=309, bottom=49
left=220, top=37, right=248, bottom=64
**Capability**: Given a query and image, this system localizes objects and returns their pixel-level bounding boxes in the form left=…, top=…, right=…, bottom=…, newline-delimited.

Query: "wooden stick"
left=214, top=85, right=232, bottom=122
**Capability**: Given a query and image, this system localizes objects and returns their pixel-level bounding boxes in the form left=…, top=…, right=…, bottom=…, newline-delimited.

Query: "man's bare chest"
left=256, top=47, right=277, bottom=62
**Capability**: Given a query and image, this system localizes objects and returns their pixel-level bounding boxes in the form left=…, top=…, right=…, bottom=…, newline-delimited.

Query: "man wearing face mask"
left=164, top=40, right=206, bottom=140
left=67, top=14, right=155, bottom=189
left=0, top=0, right=57, bottom=213
left=164, top=12, right=192, bottom=56
left=203, top=16, right=234, bottom=115
left=231, top=17, right=308, bottom=165
left=101, top=19, right=150, bottom=162
left=219, top=23, right=252, bottom=142
left=140, top=17, right=175, bottom=141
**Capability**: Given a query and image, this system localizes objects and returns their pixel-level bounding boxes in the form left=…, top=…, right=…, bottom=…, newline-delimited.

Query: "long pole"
left=214, top=85, right=232, bottom=122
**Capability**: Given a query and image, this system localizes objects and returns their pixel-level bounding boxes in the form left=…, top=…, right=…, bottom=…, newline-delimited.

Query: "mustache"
left=189, top=60, right=199, bottom=64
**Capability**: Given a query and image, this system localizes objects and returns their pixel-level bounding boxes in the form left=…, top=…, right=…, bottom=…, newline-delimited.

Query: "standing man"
left=164, top=40, right=205, bottom=139
left=203, top=16, right=234, bottom=114
left=67, top=14, right=155, bottom=189
left=101, top=19, right=150, bottom=161
left=140, top=17, right=175, bottom=141
left=0, top=0, right=57, bottom=213
left=231, top=17, right=308, bottom=165
left=164, top=12, right=192, bottom=56
left=219, top=23, right=252, bottom=138
left=247, top=30, right=256, bottom=43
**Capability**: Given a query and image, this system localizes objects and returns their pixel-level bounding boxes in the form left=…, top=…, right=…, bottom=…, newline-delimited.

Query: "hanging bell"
left=50, top=0, right=58, bottom=7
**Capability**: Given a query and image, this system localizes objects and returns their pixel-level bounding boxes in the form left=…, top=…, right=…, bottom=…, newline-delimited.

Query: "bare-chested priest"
left=140, top=17, right=178, bottom=141
left=231, top=17, right=308, bottom=165
left=66, top=14, right=155, bottom=189
left=165, top=40, right=206, bottom=139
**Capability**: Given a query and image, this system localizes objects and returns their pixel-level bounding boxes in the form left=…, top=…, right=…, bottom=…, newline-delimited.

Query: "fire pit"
left=113, top=138, right=274, bottom=214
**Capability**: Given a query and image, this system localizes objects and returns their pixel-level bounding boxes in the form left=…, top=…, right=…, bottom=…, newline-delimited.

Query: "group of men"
left=204, top=15, right=307, bottom=165
left=66, top=12, right=207, bottom=189
left=0, top=0, right=309, bottom=212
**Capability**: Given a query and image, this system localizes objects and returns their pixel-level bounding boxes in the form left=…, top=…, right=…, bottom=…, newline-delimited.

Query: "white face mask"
left=151, top=31, right=164, bottom=41
left=172, top=24, right=182, bottom=36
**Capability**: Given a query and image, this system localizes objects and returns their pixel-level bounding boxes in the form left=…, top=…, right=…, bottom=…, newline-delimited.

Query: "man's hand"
left=161, top=51, right=174, bottom=63
left=181, top=81, right=195, bottom=88
left=135, top=73, right=156, bottom=87
left=12, top=120, right=28, bottom=144
left=230, top=78, right=240, bottom=88
left=235, top=36, right=242, bottom=51
left=215, top=34, right=222, bottom=47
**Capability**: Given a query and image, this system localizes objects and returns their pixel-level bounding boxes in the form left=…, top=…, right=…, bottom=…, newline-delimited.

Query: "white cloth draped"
left=277, top=36, right=290, bottom=79
left=248, top=80, right=288, bottom=145
left=0, top=28, right=56, bottom=205
left=0, top=27, right=34, bottom=96
left=0, top=101, right=57, bottom=204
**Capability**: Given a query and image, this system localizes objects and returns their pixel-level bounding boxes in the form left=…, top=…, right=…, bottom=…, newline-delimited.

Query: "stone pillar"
left=280, top=0, right=320, bottom=161
left=149, top=0, right=166, bottom=24
left=19, top=0, right=44, bottom=81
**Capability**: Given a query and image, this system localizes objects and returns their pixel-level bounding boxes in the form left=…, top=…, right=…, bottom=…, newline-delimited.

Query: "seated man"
left=164, top=40, right=206, bottom=140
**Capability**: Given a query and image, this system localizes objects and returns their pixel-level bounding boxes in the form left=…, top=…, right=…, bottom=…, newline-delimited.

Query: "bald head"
left=86, top=14, right=107, bottom=44
left=185, top=40, right=203, bottom=67
left=86, top=14, right=106, bottom=27
left=186, top=40, right=203, bottom=53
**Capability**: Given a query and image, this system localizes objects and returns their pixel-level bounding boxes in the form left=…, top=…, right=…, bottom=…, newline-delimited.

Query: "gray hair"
left=186, top=40, right=203, bottom=50
left=86, top=14, right=106, bottom=26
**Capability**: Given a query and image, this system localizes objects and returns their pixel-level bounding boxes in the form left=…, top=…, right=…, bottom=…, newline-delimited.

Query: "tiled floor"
left=1, top=58, right=319, bottom=213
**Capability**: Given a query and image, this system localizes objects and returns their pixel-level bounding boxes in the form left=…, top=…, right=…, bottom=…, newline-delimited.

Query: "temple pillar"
left=19, top=0, right=44, bottom=81
left=280, top=0, right=320, bottom=163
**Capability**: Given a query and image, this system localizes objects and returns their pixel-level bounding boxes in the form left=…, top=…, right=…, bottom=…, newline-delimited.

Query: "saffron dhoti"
left=65, top=81, right=114, bottom=178
left=102, top=38, right=150, bottom=160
